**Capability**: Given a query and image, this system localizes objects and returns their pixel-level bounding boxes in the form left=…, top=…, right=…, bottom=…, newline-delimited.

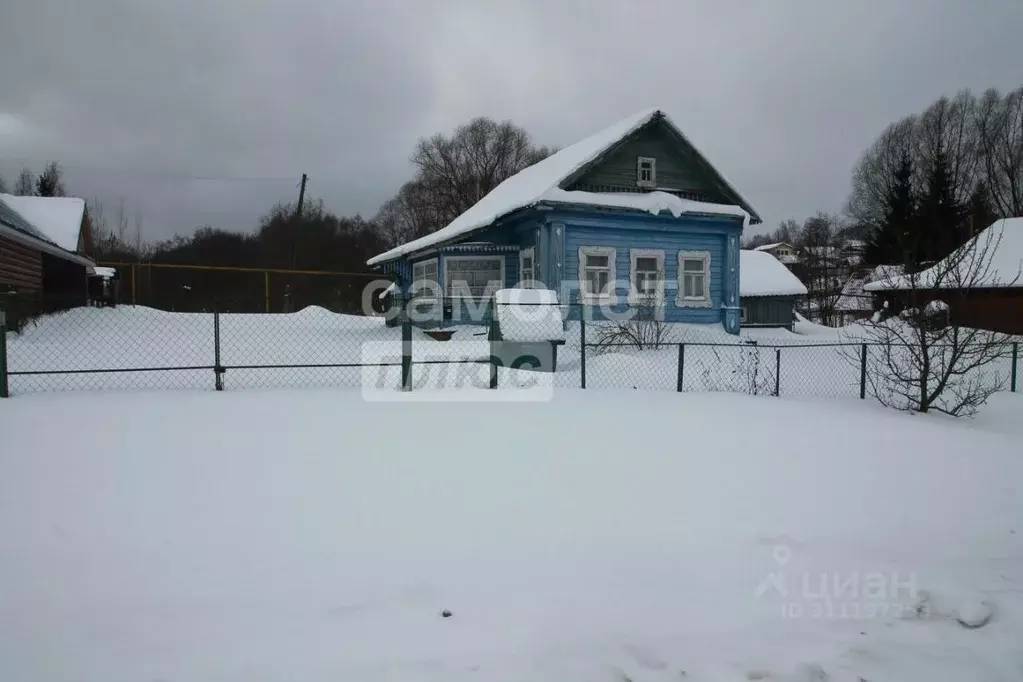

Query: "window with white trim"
left=637, top=157, right=656, bottom=188
left=411, top=258, right=438, bottom=298
left=629, top=248, right=664, bottom=304
left=519, top=247, right=535, bottom=287
left=677, top=251, right=710, bottom=306
left=579, top=246, right=616, bottom=302
left=444, top=256, right=504, bottom=298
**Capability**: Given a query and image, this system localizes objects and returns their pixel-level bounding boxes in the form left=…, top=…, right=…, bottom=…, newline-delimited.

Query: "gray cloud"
left=2, top=0, right=1021, bottom=240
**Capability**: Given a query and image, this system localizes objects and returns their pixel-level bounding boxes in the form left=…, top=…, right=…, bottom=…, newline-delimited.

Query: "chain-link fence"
left=1, top=295, right=1019, bottom=399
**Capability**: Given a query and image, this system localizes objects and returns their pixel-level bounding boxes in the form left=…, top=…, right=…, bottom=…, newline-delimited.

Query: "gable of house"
left=564, top=119, right=735, bottom=205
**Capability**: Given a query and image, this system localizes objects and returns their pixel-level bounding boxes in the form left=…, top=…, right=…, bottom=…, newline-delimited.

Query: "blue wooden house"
left=368, top=108, right=762, bottom=334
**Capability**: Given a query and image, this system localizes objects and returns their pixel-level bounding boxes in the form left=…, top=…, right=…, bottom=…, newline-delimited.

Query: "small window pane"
left=683, top=258, right=705, bottom=273
left=635, top=257, right=658, bottom=271
left=586, top=255, right=608, bottom=268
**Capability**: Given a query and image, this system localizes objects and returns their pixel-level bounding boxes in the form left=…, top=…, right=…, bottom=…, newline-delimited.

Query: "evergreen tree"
left=865, top=152, right=915, bottom=266
left=966, top=182, right=997, bottom=237
left=916, top=150, right=964, bottom=266
left=35, top=162, right=65, bottom=197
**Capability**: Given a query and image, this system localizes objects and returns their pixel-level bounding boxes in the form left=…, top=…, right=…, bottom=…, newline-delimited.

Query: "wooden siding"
left=558, top=211, right=741, bottom=326
left=742, top=296, right=796, bottom=329
left=567, top=122, right=729, bottom=203
left=878, top=288, right=1023, bottom=335
left=0, top=234, right=43, bottom=291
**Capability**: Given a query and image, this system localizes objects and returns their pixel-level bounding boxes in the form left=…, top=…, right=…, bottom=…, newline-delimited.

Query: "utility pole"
left=296, top=173, right=308, bottom=216
left=292, top=173, right=307, bottom=268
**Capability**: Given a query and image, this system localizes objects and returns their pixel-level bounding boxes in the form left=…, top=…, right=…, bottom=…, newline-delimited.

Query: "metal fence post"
left=401, top=295, right=412, bottom=391
left=677, top=343, right=685, bottom=392
left=213, top=303, right=224, bottom=391
left=774, top=348, right=781, bottom=397
left=579, top=301, right=586, bottom=389
left=264, top=271, right=270, bottom=314
left=860, top=343, right=868, bottom=400
left=489, top=357, right=498, bottom=389
left=0, top=308, right=8, bottom=398
left=1012, top=342, right=1019, bottom=393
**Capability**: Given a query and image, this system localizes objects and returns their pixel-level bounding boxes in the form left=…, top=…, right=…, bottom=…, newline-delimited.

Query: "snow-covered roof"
left=864, top=218, right=1023, bottom=291
left=752, top=242, right=794, bottom=252
left=91, top=266, right=117, bottom=279
left=368, top=108, right=758, bottom=266
left=0, top=194, right=86, bottom=252
left=740, top=250, right=808, bottom=297
left=835, top=266, right=900, bottom=312
left=0, top=194, right=93, bottom=267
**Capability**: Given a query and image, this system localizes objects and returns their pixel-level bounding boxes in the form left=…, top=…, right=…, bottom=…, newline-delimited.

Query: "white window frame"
left=637, top=156, right=656, bottom=188
left=519, top=247, right=535, bottom=287
left=443, top=255, right=505, bottom=300
left=676, top=250, right=711, bottom=307
left=410, top=258, right=439, bottom=299
left=628, top=248, right=665, bottom=305
left=578, top=246, right=617, bottom=304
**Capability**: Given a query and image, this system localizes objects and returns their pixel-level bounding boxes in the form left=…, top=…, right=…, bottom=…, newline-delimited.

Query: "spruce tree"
left=917, top=151, right=964, bottom=266
left=966, top=182, right=997, bottom=237
left=865, top=152, right=916, bottom=267
left=35, top=162, right=66, bottom=197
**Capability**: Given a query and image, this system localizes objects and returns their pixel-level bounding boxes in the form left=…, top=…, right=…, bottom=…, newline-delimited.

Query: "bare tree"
left=916, top=91, right=979, bottom=206
left=797, top=213, right=844, bottom=325
left=409, top=117, right=553, bottom=223
left=594, top=273, right=674, bottom=350
left=976, top=87, right=1023, bottom=218
left=14, top=167, right=34, bottom=196
left=0, top=173, right=7, bottom=194
left=375, top=179, right=446, bottom=248
left=88, top=199, right=150, bottom=261
left=847, top=118, right=918, bottom=229
left=849, top=223, right=1018, bottom=417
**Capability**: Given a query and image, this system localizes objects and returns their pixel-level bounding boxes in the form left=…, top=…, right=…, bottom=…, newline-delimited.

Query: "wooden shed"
left=0, top=194, right=95, bottom=318
left=739, top=250, right=807, bottom=330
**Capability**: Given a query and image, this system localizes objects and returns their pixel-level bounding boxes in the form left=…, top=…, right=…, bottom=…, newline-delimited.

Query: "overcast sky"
left=2, top=0, right=1021, bottom=240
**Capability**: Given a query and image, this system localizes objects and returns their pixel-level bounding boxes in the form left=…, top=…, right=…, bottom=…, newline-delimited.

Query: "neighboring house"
left=835, top=264, right=904, bottom=326
left=753, top=242, right=799, bottom=265
left=739, top=250, right=807, bottom=330
left=0, top=194, right=95, bottom=305
left=368, top=108, right=761, bottom=334
left=841, top=239, right=866, bottom=267
left=864, top=218, right=1023, bottom=335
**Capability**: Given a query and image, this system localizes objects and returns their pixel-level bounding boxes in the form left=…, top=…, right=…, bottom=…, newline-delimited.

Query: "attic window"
left=637, top=157, right=656, bottom=188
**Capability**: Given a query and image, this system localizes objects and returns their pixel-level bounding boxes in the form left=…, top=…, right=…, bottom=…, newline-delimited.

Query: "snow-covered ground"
left=1, top=389, right=1022, bottom=681
left=5, top=306, right=1018, bottom=400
